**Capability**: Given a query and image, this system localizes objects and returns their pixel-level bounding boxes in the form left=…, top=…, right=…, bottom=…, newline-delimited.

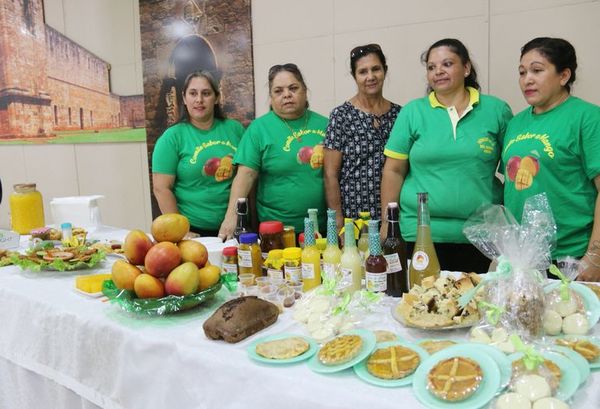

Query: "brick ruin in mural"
left=0, top=0, right=145, bottom=139
left=139, top=0, right=255, bottom=216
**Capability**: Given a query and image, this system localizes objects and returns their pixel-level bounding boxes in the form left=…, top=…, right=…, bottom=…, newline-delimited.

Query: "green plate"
left=352, top=340, right=429, bottom=387
left=466, top=343, right=511, bottom=391
left=544, top=281, right=600, bottom=327
left=247, top=333, right=317, bottom=365
left=102, top=279, right=222, bottom=315
left=550, top=345, right=590, bottom=386
left=412, top=344, right=501, bottom=409
left=307, top=329, right=377, bottom=374
left=509, top=350, right=580, bottom=400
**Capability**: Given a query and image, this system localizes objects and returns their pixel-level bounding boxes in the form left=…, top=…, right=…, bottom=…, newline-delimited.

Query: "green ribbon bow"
left=332, top=292, right=351, bottom=315
left=477, top=301, right=505, bottom=326
left=317, top=274, right=338, bottom=297
left=459, top=256, right=513, bottom=308
left=510, top=334, right=545, bottom=371
left=356, top=289, right=382, bottom=310
left=549, top=264, right=571, bottom=301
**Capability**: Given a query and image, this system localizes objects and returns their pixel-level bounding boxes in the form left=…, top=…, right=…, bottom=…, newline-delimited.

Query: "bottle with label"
left=259, top=221, right=284, bottom=275
left=357, top=211, right=371, bottom=277
left=283, top=247, right=302, bottom=284
left=408, top=192, right=441, bottom=288
left=221, top=246, right=238, bottom=292
left=265, top=249, right=284, bottom=280
left=301, top=217, right=321, bottom=291
left=382, top=202, right=409, bottom=297
left=365, top=220, right=388, bottom=293
left=238, top=232, right=262, bottom=279
left=233, top=198, right=250, bottom=242
left=340, top=221, right=362, bottom=293
left=307, top=208, right=322, bottom=239
left=9, top=183, right=45, bottom=234
left=322, top=209, right=342, bottom=280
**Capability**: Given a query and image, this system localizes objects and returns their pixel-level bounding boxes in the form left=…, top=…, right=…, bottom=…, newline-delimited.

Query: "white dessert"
left=543, top=310, right=563, bottom=335
left=551, top=294, right=578, bottom=317
left=562, top=312, right=589, bottom=335
left=532, top=397, right=570, bottom=409
left=513, top=374, right=551, bottom=401
left=470, top=327, right=492, bottom=344
left=312, top=327, right=334, bottom=343
left=491, top=327, right=509, bottom=343
left=495, top=392, right=532, bottom=409
left=494, top=340, right=516, bottom=354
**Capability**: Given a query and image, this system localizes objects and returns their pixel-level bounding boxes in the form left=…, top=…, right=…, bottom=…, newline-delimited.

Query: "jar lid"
left=239, top=232, right=258, bottom=244
left=268, top=249, right=283, bottom=258
left=222, top=246, right=237, bottom=256
left=282, top=247, right=302, bottom=259
left=259, top=221, right=284, bottom=234
left=13, top=183, right=36, bottom=193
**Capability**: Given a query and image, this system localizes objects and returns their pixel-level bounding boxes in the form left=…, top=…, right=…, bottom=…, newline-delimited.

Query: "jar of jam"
left=259, top=221, right=284, bottom=274
left=283, top=247, right=302, bottom=284
left=265, top=249, right=284, bottom=280
left=10, top=183, right=45, bottom=234
left=282, top=225, right=296, bottom=248
left=238, top=233, right=262, bottom=278
left=221, top=246, right=238, bottom=291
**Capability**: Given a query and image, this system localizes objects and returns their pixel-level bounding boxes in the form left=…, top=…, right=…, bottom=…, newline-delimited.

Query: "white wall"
left=2, top=0, right=598, bottom=233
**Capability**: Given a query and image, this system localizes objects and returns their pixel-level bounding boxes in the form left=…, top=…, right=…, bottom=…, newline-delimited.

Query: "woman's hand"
left=217, top=213, right=236, bottom=242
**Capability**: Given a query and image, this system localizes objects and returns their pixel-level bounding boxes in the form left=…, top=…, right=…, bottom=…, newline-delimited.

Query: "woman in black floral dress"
left=324, top=44, right=401, bottom=229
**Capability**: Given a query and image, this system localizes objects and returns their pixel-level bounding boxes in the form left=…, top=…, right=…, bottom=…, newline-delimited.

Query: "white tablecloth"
left=0, top=230, right=599, bottom=409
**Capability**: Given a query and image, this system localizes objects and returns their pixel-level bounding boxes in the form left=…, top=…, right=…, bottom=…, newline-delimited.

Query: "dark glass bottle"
left=364, top=220, right=388, bottom=293
left=233, top=198, right=250, bottom=242
left=382, top=202, right=409, bottom=296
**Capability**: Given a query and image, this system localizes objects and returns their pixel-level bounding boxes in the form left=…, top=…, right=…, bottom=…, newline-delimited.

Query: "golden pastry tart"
left=511, top=358, right=561, bottom=390
left=318, top=334, right=363, bottom=365
left=427, top=357, right=483, bottom=401
left=367, top=345, right=420, bottom=379
left=255, top=337, right=310, bottom=360
left=555, top=338, right=600, bottom=362
left=419, top=340, right=457, bottom=355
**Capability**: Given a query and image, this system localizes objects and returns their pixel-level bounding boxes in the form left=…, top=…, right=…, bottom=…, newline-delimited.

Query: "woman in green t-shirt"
left=152, top=71, right=244, bottom=236
left=218, top=64, right=328, bottom=239
left=502, top=37, right=600, bottom=282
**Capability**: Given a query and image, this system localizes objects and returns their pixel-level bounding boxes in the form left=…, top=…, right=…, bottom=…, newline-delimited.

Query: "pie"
left=427, top=357, right=483, bottom=401
left=367, top=345, right=420, bottom=379
left=255, top=337, right=310, bottom=360
left=373, top=330, right=397, bottom=343
left=555, top=338, right=600, bottom=362
left=418, top=340, right=456, bottom=355
left=318, top=334, right=363, bottom=365
left=511, top=358, right=561, bottom=390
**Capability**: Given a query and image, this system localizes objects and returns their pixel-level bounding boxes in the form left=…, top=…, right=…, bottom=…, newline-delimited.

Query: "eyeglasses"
left=350, top=43, right=382, bottom=59
left=268, top=63, right=299, bottom=77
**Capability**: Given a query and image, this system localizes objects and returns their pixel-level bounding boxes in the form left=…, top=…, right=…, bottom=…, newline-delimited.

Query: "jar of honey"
left=9, top=183, right=45, bottom=234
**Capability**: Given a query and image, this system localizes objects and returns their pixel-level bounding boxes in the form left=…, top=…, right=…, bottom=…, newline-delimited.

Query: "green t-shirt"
left=152, top=119, right=244, bottom=230
left=234, top=110, right=328, bottom=233
left=502, top=96, right=600, bottom=258
left=384, top=88, right=513, bottom=243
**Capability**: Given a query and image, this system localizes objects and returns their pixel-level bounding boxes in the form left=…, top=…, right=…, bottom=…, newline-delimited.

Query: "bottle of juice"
left=340, top=221, right=362, bottom=293
left=365, top=220, right=388, bottom=293
left=307, top=208, right=322, bottom=239
left=233, top=198, right=250, bottom=242
left=357, top=211, right=370, bottom=277
left=9, top=183, right=45, bottom=234
left=301, top=217, right=321, bottom=291
left=408, top=192, right=441, bottom=288
left=322, top=209, right=342, bottom=280
left=382, top=202, right=409, bottom=296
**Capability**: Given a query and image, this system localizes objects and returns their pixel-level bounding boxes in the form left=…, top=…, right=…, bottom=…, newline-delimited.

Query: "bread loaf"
left=203, top=296, right=279, bottom=343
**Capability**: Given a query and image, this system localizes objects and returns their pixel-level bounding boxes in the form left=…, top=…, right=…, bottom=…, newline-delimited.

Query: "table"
left=1, top=229, right=599, bottom=409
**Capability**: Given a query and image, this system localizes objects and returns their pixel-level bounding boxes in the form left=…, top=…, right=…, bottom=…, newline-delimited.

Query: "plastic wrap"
left=463, top=193, right=557, bottom=340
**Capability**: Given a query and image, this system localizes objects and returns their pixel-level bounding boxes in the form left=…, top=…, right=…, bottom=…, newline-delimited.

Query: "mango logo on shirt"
left=296, top=144, right=324, bottom=169
left=506, top=155, right=539, bottom=190
left=202, top=155, right=234, bottom=182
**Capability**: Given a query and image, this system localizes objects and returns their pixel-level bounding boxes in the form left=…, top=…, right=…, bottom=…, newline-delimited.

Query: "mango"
left=151, top=213, right=190, bottom=243
left=177, top=240, right=208, bottom=268
left=165, top=262, right=199, bottom=296
left=112, top=259, right=143, bottom=290
left=123, top=229, right=154, bottom=265
left=134, top=273, right=165, bottom=298
left=144, top=241, right=181, bottom=278
left=198, top=264, right=221, bottom=291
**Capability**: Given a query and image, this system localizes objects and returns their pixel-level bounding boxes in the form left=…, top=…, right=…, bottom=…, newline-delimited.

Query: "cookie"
left=255, top=337, right=309, bottom=360
left=418, top=340, right=456, bottom=355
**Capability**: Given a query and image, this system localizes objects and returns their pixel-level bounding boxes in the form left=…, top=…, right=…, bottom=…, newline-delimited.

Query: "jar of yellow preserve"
left=10, top=183, right=45, bottom=234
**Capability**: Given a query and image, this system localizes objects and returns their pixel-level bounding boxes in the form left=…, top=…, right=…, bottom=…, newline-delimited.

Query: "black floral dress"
left=324, top=101, right=401, bottom=220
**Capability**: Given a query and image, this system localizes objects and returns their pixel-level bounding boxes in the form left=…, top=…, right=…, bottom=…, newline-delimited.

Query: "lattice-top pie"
left=555, top=338, right=600, bottom=362
left=427, top=357, right=483, bottom=401
left=367, top=345, right=420, bottom=379
left=318, top=334, right=363, bottom=365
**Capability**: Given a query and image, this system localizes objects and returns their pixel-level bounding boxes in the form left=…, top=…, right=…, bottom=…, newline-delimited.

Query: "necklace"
left=281, top=111, right=309, bottom=141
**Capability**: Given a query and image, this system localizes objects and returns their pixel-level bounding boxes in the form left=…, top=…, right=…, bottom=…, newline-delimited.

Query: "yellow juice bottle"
left=408, top=193, right=441, bottom=288
left=357, top=211, right=370, bottom=278
left=9, top=183, right=45, bottom=234
left=340, top=221, right=362, bottom=293
left=322, top=209, right=342, bottom=280
left=301, top=217, right=321, bottom=291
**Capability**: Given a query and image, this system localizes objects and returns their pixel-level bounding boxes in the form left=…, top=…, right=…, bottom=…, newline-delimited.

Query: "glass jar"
left=282, top=225, right=296, bottom=248
left=259, top=221, right=284, bottom=274
left=9, top=183, right=45, bottom=234
left=282, top=247, right=302, bottom=284
left=265, top=249, right=284, bottom=280
left=238, top=233, right=262, bottom=278
left=221, top=246, right=238, bottom=291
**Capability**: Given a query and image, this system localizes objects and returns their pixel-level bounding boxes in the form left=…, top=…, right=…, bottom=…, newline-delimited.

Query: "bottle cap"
left=258, top=220, right=284, bottom=234
left=239, top=232, right=258, bottom=244
left=13, top=183, right=37, bottom=193
left=268, top=249, right=283, bottom=258
left=283, top=247, right=302, bottom=259
left=222, top=246, right=237, bottom=256
left=61, top=222, right=72, bottom=230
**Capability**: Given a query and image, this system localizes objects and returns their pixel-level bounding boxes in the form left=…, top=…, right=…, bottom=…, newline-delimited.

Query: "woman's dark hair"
left=521, top=37, right=577, bottom=92
left=267, top=63, right=309, bottom=109
left=179, top=70, right=225, bottom=122
left=349, top=43, right=388, bottom=77
left=421, top=38, right=480, bottom=92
